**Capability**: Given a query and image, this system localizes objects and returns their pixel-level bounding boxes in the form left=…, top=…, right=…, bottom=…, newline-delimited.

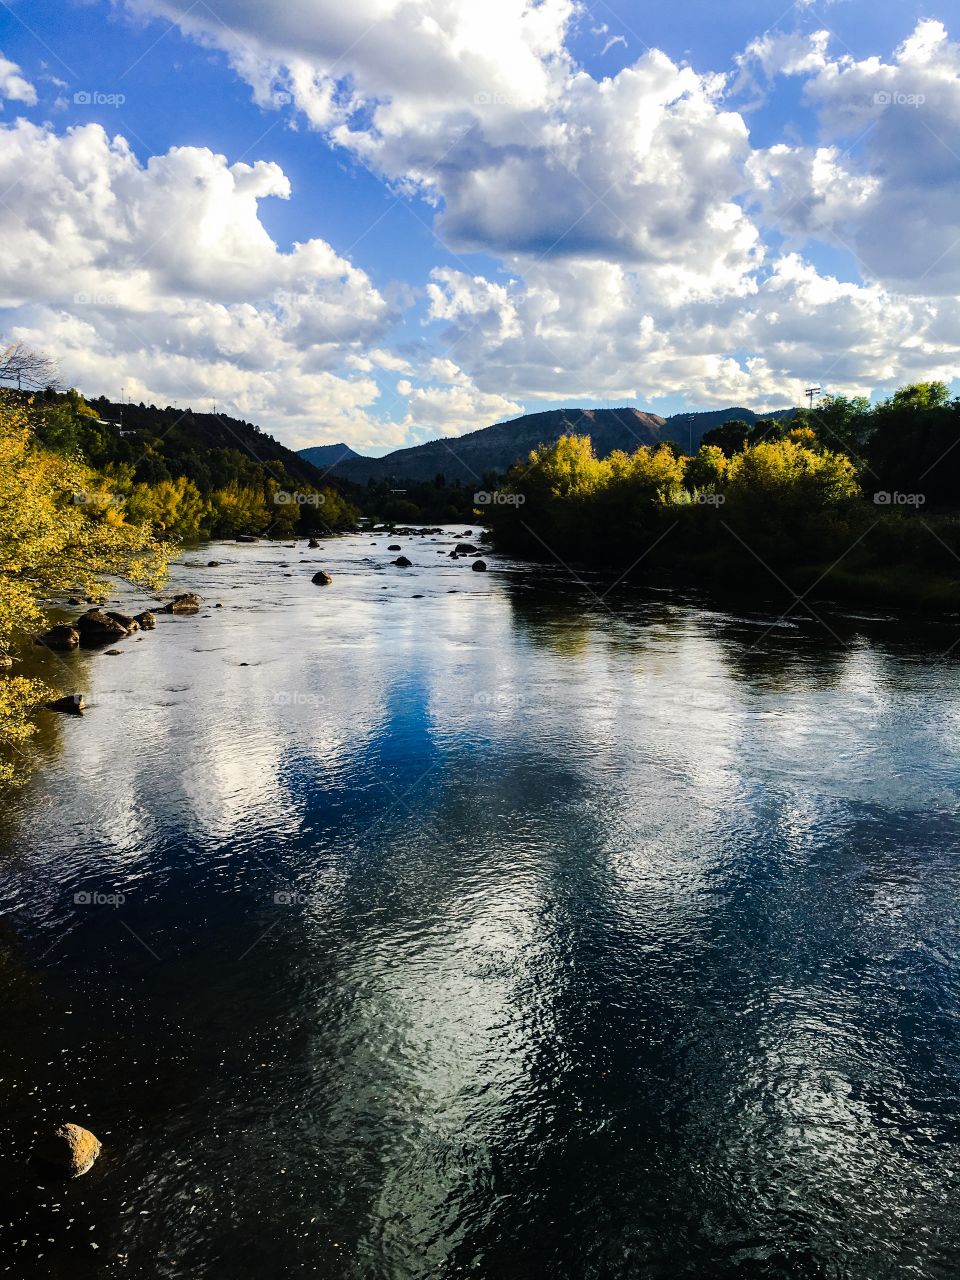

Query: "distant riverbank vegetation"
left=484, top=383, right=960, bottom=612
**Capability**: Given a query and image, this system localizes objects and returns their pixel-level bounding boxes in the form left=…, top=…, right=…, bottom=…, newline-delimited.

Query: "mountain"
left=299, top=404, right=799, bottom=486
left=300, top=407, right=669, bottom=486
left=298, top=442, right=363, bottom=469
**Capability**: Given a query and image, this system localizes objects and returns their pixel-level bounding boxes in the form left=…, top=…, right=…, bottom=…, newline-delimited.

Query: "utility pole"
left=805, top=385, right=821, bottom=411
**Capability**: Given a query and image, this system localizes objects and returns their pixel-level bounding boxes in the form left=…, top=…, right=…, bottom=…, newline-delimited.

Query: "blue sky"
left=0, top=0, right=957, bottom=452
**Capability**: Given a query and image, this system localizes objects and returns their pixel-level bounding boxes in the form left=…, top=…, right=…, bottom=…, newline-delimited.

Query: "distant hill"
left=88, top=396, right=334, bottom=493
left=299, top=442, right=363, bottom=471
left=299, top=404, right=798, bottom=485
left=299, top=408, right=669, bottom=486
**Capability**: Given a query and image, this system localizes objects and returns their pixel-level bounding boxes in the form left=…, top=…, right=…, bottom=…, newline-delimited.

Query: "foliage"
left=486, top=391, right=960, bottom=610
left=0, top=392, right=171, bottom=782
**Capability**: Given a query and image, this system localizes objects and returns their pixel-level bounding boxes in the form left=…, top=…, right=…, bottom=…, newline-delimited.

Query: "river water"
left=1, top=528, right=959, bottom=1279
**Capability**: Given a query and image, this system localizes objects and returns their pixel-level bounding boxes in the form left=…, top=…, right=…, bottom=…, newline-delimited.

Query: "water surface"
left=1, top=529, right=959, bottom=1278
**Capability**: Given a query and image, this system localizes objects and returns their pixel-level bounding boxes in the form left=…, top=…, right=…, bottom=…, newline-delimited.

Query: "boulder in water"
left=75, top=610, right=128, bottom=645
left=33, top=1124, right=101, bottom=1177
left=471, top=560, right=487, bottom=572
left=311, top=570, right=333, bottom=585
left=161, top=593, right=202, bottom=614
left=392, top=556, right=412, bottom=567
left=36, top=624, right=80, bottom=651
left=47, top=693, right=85, bottom=715
left=236, top=534, right=257, bottom=543
left=308, top=538, right=321, bottom=549
left=107, top=611, right=140, bottom=633
left=388, top=544, right=401, bottom=551
left=135, top=610, right=157, bottom=629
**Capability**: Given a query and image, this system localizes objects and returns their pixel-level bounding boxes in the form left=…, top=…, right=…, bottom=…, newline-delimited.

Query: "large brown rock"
left=75, top=610, right=128, bottom=646
left=107, top=611, right=140, bottom=633
left=135, top=610, right=157, bottom=629
left=36, top=625, right=80, bottom=651
left=161, top=593, right=202, bottom=614
left=311, top=570, right=333, bottom=585
left=33, top=1123, right=101, bottom=1177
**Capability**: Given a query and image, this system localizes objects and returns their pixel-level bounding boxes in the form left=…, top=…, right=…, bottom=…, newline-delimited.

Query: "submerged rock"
left=47, top=693, right=85, bottom=715
left=472, top=560, right=487, bottom=572
left=455, top=543, right=479, bottom=555
left=388, top=544, right=401, bottom=551
left=207, top=560, right=221, bottom=567
left=236, top=534, right=257, bottom=543
left=36, top=624, right=80, bottom=651
left=135, top=610, right=157, bottom=629
left=392, top=556, right=412, bottom=567
left=308, top=538, right=321, bottom=549
left=33, top=1124, right=101, bottom=1177
left=311, top=570, right=333, bottom=585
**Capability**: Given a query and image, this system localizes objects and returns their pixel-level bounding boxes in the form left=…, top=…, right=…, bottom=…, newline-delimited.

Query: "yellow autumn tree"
left=0, top=394, right=169, bottom=782
left=125, top=475, right=208, bottom=540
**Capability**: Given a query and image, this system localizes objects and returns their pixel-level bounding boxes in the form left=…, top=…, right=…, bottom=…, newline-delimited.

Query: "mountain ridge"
left=299, top=405, right=797, bottom=485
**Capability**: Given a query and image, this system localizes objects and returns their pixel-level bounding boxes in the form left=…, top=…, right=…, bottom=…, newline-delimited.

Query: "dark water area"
left=1, top=528, right=959, bottom=1278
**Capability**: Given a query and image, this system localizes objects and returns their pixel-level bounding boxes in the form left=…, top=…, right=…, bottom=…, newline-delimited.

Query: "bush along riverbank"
left=482, top=384, right=960, bottom=615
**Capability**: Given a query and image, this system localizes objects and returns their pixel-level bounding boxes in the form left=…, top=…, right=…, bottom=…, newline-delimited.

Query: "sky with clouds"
left=0, top=0, right=958, bottom=452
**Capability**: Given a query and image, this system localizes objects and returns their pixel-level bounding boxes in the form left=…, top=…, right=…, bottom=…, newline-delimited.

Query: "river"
left=1, top=527, right=958, bottom=1278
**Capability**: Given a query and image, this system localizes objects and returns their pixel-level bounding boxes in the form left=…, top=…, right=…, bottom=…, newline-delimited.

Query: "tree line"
left=484, top=383, right=960, bottom=611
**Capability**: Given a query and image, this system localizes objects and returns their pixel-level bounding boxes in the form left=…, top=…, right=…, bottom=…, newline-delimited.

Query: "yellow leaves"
left=208, top=482, right=270, bottom=536
left=525, top=435, right=685, bottom=503
left=0, top=676, right=51, bottom=784
left=725, top=436, right=860, bottom=506
left=126, top=475, right=207, bottom=539
left=0, top=391, right=171, bottom=780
